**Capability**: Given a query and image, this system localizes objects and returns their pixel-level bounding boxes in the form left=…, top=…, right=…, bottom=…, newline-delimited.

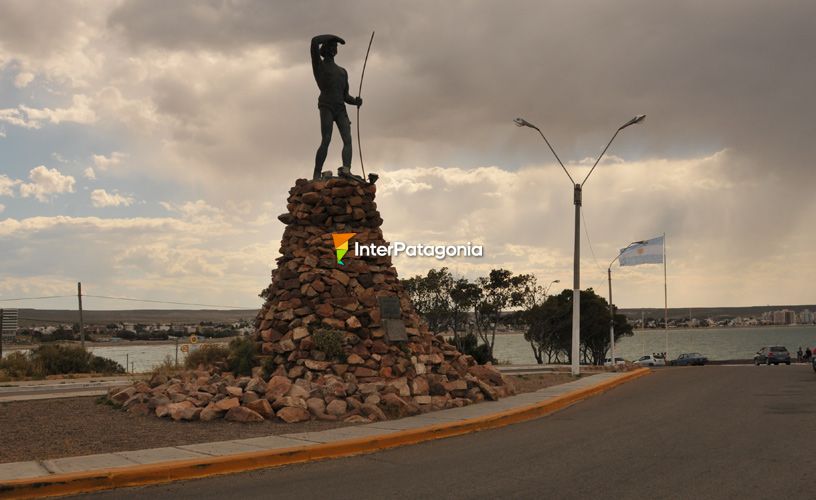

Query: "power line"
left=0, top=295, right=74, bottom=302
left=0, top=293, right=252, bottom=309
left=581, top=209, right=610, bottom=292
left=84, top=294, right=252, bottom=309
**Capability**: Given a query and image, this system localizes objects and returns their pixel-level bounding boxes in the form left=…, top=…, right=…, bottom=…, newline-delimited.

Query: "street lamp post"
left=608, top=241, right=646, bottom=366
left=514, top=115, right=645, bottom=375
left=544, top=279, right=560, bottom=297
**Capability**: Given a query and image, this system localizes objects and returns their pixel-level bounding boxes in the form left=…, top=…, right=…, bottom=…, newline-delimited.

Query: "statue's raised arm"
left=311, top=34, right=345, bottom=81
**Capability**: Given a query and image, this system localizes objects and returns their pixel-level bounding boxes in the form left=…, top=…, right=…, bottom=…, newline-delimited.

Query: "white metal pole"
left=78, top=282, right=85, bottom=350
left=663, top=233, right=668, bottom=359
left=571, top=184, right=582, bottom=376
left=608, top=266, right=615, bottom=366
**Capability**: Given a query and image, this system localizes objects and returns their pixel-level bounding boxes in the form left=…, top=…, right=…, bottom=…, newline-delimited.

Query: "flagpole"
left=663, top=232, right=668, bottom=359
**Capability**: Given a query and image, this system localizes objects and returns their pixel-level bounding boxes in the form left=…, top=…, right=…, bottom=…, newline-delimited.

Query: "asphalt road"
left=74, top=366, right=816, bottom=500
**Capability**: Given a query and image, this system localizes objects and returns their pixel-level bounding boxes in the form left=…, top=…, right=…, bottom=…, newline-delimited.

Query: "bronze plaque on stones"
left=377, top=296, right=402, bottom=319
left=378, top=296, right=407, bottom=342
left=383, top=318, right=409, bottom=343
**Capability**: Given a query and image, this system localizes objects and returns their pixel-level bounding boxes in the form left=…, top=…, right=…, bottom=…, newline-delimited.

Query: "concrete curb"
left=0, top=368, right=650, bottom=499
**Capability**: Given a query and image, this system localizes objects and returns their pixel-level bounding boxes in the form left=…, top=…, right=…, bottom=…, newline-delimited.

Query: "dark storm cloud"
left=107, top=0, right=816, bottom=178
left=3, top=0, right=815, bottom=307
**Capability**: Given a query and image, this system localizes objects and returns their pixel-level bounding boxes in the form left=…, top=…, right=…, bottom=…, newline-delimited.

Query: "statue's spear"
left=356, top=31, right=374, bottom=180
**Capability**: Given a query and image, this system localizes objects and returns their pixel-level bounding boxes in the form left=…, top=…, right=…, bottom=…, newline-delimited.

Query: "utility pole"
left=0, top=309, right=4, bottom=359
left=572, top=183, right=582, bottom=374
left=514, top=114, right=646, bottom=376
left=78, top=282, right=85, bottom=349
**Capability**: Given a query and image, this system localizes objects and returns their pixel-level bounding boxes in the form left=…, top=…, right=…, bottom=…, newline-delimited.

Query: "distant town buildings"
left=630, top=307, right=816, bottom=329
left=0, top=317, right=253, bottom=344
left=1, top=308, right=19, bottom=342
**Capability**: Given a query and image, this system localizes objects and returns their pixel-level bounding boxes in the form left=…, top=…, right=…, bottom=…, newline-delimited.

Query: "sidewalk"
left=0, top=369, right=648, bottom=493
left=0, top=376, right=133, bottom=402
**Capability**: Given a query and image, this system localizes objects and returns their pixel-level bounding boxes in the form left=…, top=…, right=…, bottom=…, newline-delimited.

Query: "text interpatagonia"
left=353, top=241, right=483, bottom=260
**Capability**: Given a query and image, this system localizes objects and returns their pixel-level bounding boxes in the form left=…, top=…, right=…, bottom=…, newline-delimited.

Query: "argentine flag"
left=619, top=236, right=664, bottom=266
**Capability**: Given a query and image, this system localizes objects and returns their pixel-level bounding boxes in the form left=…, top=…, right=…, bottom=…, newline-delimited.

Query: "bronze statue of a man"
left=311, top=34, right=363, bottom=179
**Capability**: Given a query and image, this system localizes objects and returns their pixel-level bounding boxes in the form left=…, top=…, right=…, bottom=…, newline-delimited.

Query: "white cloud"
left=161, top=199, right=221, bottom=218
left=0, top=212, right=276, bottom=308
left=19, top=166, right=76, bottom=202
left=0, top=108, right=35, bottom=129
left=92, top=152, right=126, bottom=171
left=83, top=167, right=96, bottom=180
left=0, top=215, right=190, bottom=237
left=0, top=203, right=5, bottom=213
left=0, top=127, right=6, bottom=138
left=0, top=175, right=22, bottom=196
left=0, top=95, right=97, bottom=129
left=90, top=188, right=135, bottom=207
left=14, top=71, right=35, bottom=88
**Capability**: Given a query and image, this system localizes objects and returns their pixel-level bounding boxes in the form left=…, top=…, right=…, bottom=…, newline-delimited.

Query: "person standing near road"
left=796, top=346, right=803, bottom=362
left=805, top=347, right=812, bottom=361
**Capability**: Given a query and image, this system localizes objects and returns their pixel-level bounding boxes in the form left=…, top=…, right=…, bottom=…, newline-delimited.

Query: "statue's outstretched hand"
left=355, top=96, right=363, bottom=107
left=335, top=36, right=346, bottom=45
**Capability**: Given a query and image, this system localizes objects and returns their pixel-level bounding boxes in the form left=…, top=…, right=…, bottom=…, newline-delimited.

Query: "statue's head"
left=320, top=41, right=338, bottom=59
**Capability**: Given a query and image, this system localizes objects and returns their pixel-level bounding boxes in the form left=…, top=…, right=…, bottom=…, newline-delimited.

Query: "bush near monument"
left=0, top=345, right=124, bottom=379
left=184, top=344, right=230, bottom=370
left=106, top=177, right=514, bottom=424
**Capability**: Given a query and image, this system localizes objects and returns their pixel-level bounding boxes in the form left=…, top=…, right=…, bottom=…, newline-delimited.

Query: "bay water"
left=4, top=326, right=816, bottom=372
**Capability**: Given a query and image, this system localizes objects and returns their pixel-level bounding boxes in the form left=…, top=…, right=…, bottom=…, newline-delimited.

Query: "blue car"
left=754, top=346, right=791, bottom=365
left=670, top=353, right=707, bottom=366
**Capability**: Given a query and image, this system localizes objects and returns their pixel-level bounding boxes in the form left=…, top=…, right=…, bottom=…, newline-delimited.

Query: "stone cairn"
left=108, top=177, right=514, bottom=423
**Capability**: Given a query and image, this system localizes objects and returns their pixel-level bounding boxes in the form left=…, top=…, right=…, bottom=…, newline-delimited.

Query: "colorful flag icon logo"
left=332, top=233, right=356, bottom=265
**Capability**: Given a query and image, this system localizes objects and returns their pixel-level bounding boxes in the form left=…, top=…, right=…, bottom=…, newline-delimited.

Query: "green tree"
left=525, top=288, right=634, bottom=365
left=448, top=278, right=481, bottom=350
left=475, top=269, right=525, bottom=360
left=525, top=290, right=571, bottom=364
left=402, top=267, right=456, bottom=334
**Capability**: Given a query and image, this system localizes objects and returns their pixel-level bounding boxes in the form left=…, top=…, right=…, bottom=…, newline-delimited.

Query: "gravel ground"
left=0, top=373, right=571, bottom=463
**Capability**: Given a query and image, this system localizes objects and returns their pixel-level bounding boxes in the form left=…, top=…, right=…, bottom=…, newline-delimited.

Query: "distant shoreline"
left=2, top=337, right=236, bottom=352
left=489, top=324, right=816, bottom=335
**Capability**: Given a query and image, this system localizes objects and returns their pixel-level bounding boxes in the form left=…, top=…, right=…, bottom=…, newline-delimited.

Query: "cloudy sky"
left=1, top=0, right=814, bottom=311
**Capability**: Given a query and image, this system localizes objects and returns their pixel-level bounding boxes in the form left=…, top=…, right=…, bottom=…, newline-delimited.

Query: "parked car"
left=604, top=357, right=628, bottom=366
left=754, top=346, right=791, bottom=365
left=670, top=353, right=708, bottom=366
left=634, top=354, right=665, bottom=367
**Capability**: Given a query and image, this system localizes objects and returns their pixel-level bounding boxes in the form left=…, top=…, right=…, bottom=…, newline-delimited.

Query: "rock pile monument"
left=107, top=177, right=514, bottom=423
left=106, top=33, right=513, bottom=424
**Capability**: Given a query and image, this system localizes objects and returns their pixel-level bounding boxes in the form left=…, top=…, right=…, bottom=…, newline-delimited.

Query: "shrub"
left=32, top=345, right=93, bottom=375
left=227, top=337, right=257, bottom=376
left=184, top=343, right=230, bottom=370
left=88, top=355, right=127, bottom=374
left=150, top=355, right=181, bottom=378
left=312, top=329, right=344, bottom=359
left=1, top=345, right=125, bottom=378
left=446, top=333, right=494, bottom=365
left=260, top=356, right=277, bottom=378
left=0, top=351, right=36, bottom=378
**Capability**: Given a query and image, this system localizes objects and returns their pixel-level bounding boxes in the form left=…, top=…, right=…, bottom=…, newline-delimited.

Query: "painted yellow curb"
left=0, top=368, right=650, bottom=499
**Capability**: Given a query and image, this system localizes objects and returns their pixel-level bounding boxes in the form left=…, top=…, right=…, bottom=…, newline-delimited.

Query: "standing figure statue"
left=311, top=34, right=363, bottom=180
